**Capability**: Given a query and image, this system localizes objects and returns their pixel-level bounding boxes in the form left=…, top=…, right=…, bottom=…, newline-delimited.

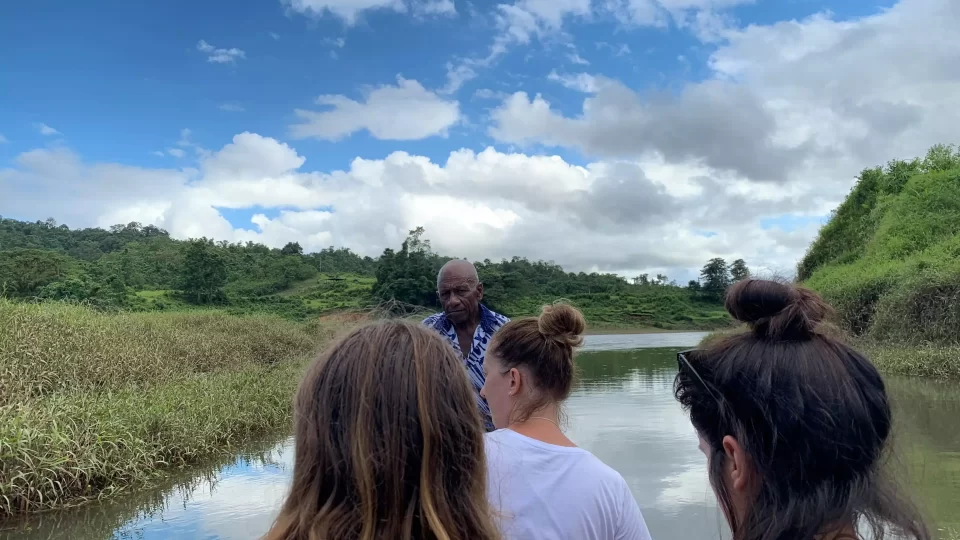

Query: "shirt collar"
left=436, top=304, right=499, bottom=336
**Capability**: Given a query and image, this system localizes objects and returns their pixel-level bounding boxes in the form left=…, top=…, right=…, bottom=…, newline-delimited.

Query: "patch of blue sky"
left=733, top=0, right=900, bottom=27
left=759, top=214, right=829, bottom=232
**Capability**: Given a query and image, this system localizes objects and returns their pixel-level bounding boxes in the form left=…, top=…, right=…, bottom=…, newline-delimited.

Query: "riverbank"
left=0, top=301, right=344, bottom=518
left=859, top=342, right=960, bottom=381
left=585, top=326, right=707, bottom=336
left=698, top=327, right=960, bottom=381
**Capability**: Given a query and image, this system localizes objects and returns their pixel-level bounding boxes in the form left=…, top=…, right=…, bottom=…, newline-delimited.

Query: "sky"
left=1, top=0, right=958, bottom=283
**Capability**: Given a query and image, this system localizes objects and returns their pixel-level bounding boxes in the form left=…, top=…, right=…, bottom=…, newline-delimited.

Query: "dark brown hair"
left=265, top=320, right=500, bottom=540
left=489, top=302, right=585, bottom=423
left=675, top=279, right=930, bottom=540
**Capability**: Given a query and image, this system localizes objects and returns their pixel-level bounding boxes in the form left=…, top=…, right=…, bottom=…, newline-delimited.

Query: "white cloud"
left=0, top=133, right=827, bottom=280
left=218, top=103, right=246, bottom=112
left=282, top=0, right=454, bottom=25
left=269, top=32, right=281, bottom=40
left=197, top=40, right=246, bottom=64
left=474, top=88, right=509, bottom=100
left=415, top=0, right=456, bottom=16
left=567, top=47, right=590, bottom=65
left=5, top=0, right=956, bottom=282
left=35, top=123, right=60, bottom=136
left=596, top=42, right=632, bottom=56
left=151, top=151, right=165, bottom=157
left=168, top=148, right=186, bottom=158
left=491, top=0, right=960, bottom=189
left=547, top=70, right=609, bottom=93
left=289, top=77, right=460, bottom=141
left=440, top=62, right=477, bottom=95
left=0, top=134, right=7, bottom=144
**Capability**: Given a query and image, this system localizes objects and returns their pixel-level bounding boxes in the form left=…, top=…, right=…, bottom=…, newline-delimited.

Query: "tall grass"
left=0, top=300, right=347, bottom=517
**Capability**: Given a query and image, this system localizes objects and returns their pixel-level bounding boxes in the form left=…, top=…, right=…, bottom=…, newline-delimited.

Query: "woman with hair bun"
left=480, top=303, right=652, bottom=540
left=675, top=279, right=931, bottom=540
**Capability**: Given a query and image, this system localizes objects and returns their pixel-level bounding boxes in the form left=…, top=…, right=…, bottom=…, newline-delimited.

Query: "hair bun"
left=724, top=279, right=832, bottom=340
left=537, top=302, right=586, bottom=348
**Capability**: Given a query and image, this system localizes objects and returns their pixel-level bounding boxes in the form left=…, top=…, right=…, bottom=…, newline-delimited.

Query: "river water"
left=4, top=332, right=959, bottom=540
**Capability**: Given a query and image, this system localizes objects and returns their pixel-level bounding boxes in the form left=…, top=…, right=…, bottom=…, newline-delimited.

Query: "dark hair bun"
left=725, top=279, right=832, bottom=340
left=538, top=303, right=586, bottom=348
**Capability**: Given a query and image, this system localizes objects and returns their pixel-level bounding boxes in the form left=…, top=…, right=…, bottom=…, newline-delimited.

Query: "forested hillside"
left=800, top=144, right=960, bottom=344
left=0, top=218, right=737, bottom=330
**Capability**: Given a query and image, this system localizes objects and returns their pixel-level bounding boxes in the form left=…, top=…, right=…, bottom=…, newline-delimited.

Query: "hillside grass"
left=0, top=301, right=350, bottom=517
left=136, top=272, right=731, bottom=332
left=496, top=289, right=730, bottom=332
left=796, top=145, right=960, bottom=378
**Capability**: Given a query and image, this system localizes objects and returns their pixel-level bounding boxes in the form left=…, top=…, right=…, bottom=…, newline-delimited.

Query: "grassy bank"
left=792, top=145, right=960, bottom=379
left=0, top=301, right=345, bottom=518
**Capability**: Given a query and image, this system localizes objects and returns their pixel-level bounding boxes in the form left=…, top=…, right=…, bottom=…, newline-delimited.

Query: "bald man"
left=422, top=259, right=509, bottom=431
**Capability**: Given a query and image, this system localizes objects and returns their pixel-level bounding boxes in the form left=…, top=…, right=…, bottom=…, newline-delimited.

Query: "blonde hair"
left=488, top=302, right=585, bottom=423
left=265, top=320, right=500, bottom=540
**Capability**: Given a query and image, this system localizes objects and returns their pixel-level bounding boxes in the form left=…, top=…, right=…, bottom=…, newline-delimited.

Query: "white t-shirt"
left=484, top=429, right=653, bottom=540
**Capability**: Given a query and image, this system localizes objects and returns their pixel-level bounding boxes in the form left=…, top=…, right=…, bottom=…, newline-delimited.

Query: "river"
left=3, top=332, right=959, bottom=540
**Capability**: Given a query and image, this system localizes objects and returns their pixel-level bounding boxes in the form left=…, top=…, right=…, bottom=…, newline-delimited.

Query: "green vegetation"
left=0, top=300, right=343, bottom=517
left=798, top=144, right=960, bottom=378
left=0, top=217, right=736, bottom=331
left=369, top=227, right=735, bottom=331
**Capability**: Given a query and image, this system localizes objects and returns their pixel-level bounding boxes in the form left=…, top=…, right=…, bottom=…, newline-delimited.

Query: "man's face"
left=437, top=268, right=483, bottom=325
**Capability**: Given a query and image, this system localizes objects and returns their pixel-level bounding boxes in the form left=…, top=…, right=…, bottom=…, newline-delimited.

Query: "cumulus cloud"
left=0, top=132, right=825, bottom=281
left=5, top=0, right=957, bottom=283
left=35, top=123, right=60, bottom=136
left=493, top=0, right=960, bottom=187
left=289, top=77, right=460, bottom=141
left=197, top=40, right=246, bottom=64
left=167, top=148, right=186, bottom=158
left=547, top=70, right=609, bottom=93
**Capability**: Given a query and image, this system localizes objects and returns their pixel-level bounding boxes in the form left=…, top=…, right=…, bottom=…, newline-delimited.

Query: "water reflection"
left=569, top=346, right=726, bottom=540
left=3, top=332, right=959, bottom=540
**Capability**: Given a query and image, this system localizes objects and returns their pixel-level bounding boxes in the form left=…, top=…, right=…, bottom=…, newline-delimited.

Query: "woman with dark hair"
left=675, top=279, right=931, bottom=540
left=265, top=320, right=500, bottom=540
left=480, top=303, right=652, bottom=540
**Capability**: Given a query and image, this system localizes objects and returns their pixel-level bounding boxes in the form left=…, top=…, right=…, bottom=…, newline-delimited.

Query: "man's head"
left=437, top=259, right=483, bottom=325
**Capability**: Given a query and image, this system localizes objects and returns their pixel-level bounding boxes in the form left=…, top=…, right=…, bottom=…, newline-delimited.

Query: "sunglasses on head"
left=677, top=348, right=722, bottom=402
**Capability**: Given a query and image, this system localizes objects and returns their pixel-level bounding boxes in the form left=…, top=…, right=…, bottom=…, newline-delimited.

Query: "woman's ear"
left=508, top=367, right=522, bottom=396
left=721, top=435, right=752, bottom=493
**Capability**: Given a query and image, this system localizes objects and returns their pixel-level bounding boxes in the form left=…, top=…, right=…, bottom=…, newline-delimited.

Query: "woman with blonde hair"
left=265, top=320, right=500, bottom=540
left=481, top=303, right=652, bottom=540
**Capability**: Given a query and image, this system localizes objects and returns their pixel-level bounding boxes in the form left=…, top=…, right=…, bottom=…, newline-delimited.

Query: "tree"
left=372, top=227, right=443, bottom=309
left=700, top=258, right=730, bottom=300
left=687, top=280, right=701, bottom=292
left=280, top=242, right=303, bottom=256
left=179, top=239, right=227, bottom=304
left=729, top=259, right=750, bottom=282
left=0, top=249, right=74, bottom=298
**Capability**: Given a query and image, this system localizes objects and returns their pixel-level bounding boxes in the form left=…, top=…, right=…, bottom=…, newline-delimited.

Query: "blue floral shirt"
left=422, top=304, right=509, bottom=431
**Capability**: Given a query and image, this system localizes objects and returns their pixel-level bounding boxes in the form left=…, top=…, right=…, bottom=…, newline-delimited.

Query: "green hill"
left=799, top=144, right=960, bottom=349
left=0, top=218, right=732, bottom=331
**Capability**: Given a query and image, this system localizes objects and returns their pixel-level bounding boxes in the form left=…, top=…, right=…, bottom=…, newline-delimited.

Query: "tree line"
left=0, top=218, right=376, bottom=308
left=370, top=227, right=750, bottom=312
left=0, top=217, right=750, bottom=317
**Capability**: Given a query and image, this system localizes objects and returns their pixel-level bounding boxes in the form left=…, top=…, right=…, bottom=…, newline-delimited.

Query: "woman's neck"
left=508, top=404, right=576, bottom=447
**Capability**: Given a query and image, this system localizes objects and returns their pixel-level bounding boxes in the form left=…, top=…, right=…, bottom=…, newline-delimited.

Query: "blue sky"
left=1, top=0, right=954, bottom=280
